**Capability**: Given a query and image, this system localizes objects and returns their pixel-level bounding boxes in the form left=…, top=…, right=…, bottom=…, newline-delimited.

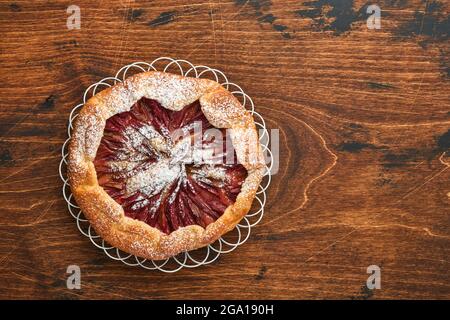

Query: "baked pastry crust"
left=68, top=71, right=265, bottom=260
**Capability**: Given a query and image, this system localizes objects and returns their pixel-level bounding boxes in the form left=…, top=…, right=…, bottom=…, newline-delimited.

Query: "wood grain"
left=0, top=0, right=449, bottom=299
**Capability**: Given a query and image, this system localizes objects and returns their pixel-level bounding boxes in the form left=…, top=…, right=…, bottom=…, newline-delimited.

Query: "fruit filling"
left=94, top=98, right=248, bottom=234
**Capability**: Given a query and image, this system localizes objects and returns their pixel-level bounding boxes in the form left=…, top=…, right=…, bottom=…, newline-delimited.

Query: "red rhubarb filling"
left=94, top=98, right=247, bottom=234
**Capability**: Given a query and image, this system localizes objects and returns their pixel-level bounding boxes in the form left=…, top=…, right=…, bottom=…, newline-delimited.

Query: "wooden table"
left=0, top=0, right=449, bottom=300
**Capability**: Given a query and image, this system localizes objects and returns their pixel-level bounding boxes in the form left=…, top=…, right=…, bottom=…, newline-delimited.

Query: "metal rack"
left=59, top=58, right=272, bottom=272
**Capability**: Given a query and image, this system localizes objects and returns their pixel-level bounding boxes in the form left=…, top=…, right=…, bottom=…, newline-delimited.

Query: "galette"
left=68, top=71, right=264, bottom=260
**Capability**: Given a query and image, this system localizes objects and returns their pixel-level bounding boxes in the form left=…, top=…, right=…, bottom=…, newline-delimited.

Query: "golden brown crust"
left=68, top=71, right=264, bottom=260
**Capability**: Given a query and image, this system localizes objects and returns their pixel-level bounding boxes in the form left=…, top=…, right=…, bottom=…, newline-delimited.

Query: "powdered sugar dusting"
left=127, top=158, right=181, bottom=196
left=191, top=165, right=227, bottom=187
left=200, top=89, right=248, bottom=129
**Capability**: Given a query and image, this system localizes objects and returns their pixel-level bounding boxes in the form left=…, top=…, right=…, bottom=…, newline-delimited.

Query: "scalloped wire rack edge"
left=59, top=57, right=273, bottom=272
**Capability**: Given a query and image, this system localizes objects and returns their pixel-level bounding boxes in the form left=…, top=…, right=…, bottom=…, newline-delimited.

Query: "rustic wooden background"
left=0, top=0, right=449, bottom=300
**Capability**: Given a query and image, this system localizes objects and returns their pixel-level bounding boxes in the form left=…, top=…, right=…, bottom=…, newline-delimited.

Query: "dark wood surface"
left=0, top=0, right=449, bottom=299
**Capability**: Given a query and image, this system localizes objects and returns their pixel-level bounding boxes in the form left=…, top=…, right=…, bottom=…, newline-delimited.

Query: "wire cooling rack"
left=59, top=57, right=273, bottom=272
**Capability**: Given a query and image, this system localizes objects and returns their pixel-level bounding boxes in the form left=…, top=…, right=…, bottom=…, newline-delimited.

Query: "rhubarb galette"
left=68, top=71, right=264, bottom=260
